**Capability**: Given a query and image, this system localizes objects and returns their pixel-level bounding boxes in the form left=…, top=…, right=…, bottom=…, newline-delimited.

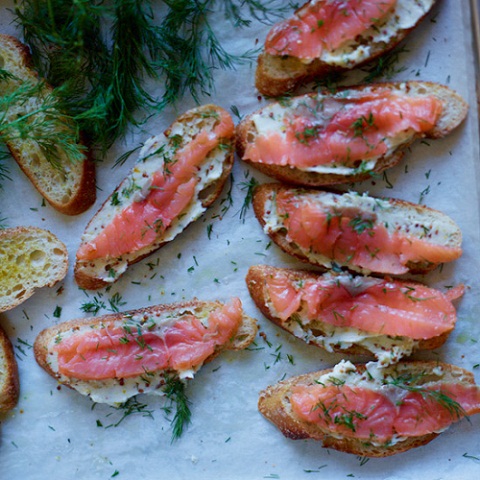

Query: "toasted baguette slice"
left=259, top=360, right=480, bottom=457
left=0, top=34, right=95, bottom=215
left=246, top=265, right=462, bottom=364
left=237, top=81, right=468, bottom=186
left=34, top=298, right=258, bottom=405
left=0, top=226, right=68, bottom=313
left=255, top=0, right=437, bottom=97
left=253, top=184, right=462, bottom=276
left=0, top=324, right=19, bottom=412
left=74, top=104, right=235, bottom=290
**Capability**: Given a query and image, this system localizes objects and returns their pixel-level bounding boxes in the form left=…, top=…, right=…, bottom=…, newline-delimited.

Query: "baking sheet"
left=1, top=1, right=480, bottom=478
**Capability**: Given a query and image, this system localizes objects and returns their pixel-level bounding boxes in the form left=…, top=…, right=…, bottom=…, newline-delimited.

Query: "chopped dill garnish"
left=108, top=293, right=127, bottom=313
left=362, top=45, right=409, bottom=83
left=81, top=296, right=106, bottom=315
left=102, top=396, right=155, bottom=428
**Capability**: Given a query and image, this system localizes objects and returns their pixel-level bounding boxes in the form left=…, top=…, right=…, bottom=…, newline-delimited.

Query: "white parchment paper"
left=1, top=1, right=480, bottom=479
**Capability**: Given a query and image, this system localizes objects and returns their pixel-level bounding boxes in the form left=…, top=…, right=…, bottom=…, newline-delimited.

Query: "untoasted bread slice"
left=237, top=81, right=468, bottom=186
left=74, top=104, right=235, bottom=290
left=258, top=360, right=479, bottom=457
left=253, top=184, right=462, bottom=276
left=255, top=0, right=438, bottom=97
left=0, top=34, right=95, bottom=215
left=0, top=324, right=19, bottom=412
left=246, top=265, right=461, bottom=364
left=0, top=226, right=68, bottom=313
left=34, top=298, right=258, bottom=405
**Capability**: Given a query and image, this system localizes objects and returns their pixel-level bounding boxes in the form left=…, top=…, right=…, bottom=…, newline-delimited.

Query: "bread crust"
left=0, top=34, right=96, bottom=215
left=252, top=183, right=462, bottom=276
left=74, top=104, right=235, bottom=290
left=258, top=361, right=475, bottom=457
left=0, top=324, right=19, bottom=412
left=0, top=226, right=68, bottom=313
left=34, top=299, right=258, bottom=394
left=255, top=0, right=438, bottom=97
left=237, top=81, right=468, bottom=187
left=246, top=265, right=454, bottom=359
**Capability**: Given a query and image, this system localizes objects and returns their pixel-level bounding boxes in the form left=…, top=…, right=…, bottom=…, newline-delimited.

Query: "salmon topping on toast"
left=243, top=90, right=442, bottom=171
left=264, top=268, right=462, bottom=340
left=265, top=0, right=397, bottom=61
left=77, top=107, right=234, bottom=261
left=273, top=189, right=461, bottom=275
left=54, top=298, right=243, bottom=380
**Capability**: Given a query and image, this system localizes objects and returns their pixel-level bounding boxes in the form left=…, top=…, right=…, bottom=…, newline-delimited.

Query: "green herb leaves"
left=163, top=375, right=192, bottom=441
left=13, top=0, right=288, bottom=151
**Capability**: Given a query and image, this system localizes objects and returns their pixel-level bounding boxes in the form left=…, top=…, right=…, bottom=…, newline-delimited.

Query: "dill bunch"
left=12, top=0, right=291, bottom=152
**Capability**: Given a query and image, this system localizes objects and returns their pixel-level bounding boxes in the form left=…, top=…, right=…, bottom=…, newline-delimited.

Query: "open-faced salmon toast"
left=259, top=360, right=480, bottom=457
left=253, top=184, right=462, bottom=276
left=255, top=0, right=438, bottom=97
left=237, top=82, right=468, bottom=186
left=74, top=104, right=235, bottom=290
left=34, top=298, right=257, bottom=405
left=247, top=265, right=463, bottom=364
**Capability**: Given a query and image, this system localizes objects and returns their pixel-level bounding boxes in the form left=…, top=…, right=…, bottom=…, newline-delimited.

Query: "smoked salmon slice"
left=77, top=107, right=234, bottom=261
left=254, top=185, right=462, bottom=276
left=238, top=82, right=467, bottom=186
left=247, top=265, right=462, bottom=363
left=265, top=0, right=397, bottom=60
left=252, top=265, right=461, bottom=339
left=242, top=89, right=442, bottom=170
left=258, top=361, right=480, bottom=456
left=54, top=298, right=243, bottom=381
left=290, top=363, right=480, bottom=444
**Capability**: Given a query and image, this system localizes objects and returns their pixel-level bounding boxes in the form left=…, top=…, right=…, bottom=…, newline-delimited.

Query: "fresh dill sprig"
left=0, top=75, right=89, bottom=167
left=239, top=173, right=259, bottom=222
left=388, top=373, right=468, bottom=420
left=163, top=375, right=192, bottom=441
left=221, top=0, right=293, bottom=27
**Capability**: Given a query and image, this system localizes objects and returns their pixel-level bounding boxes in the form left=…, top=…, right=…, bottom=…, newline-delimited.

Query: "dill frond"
left=163, top=375, right=192, bottom=442
left=239, top=173, right=259, bottom=222
left=0, top=77, right=87, bottom=167
left=388, top=373, right=468, bottom=421
left=12, top=0, right=290, bottom=152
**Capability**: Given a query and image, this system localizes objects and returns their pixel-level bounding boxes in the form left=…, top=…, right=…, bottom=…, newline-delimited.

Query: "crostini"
left=0, top=34, right=96, bottom=215
left=253, top=184, right=462, bottom=276
left=258, top=360, right=480, bottom=457
left=237, top=82, right=468, bottom=186
left=255, top=0, right=438, bottom=97
left=34, top=298, right=257, bottom=405
left=0, top=226, right=68, bottom=313
left=247, top=265, right=463, bottom=364
left=74, top=104, right=235, bottom=290
left=0, top=324, right=19, bottom=412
